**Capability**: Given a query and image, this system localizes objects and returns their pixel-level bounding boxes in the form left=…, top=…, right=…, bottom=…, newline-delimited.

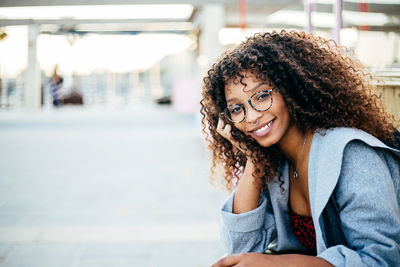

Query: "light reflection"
left=0, top=26, right=193, bottom=77
left=218, top=28, right=262, bottom=46
left=267, top=10, right=391, bottom=28
left=0, top=5, right=193, bottom=20
left=39, top=33, right=193, bottom=75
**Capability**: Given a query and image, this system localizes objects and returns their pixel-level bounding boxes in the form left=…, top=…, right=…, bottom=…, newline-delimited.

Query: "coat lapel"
left=267, top=161, right=307, bottom=252
left=308, top=128, right=400, bottom=252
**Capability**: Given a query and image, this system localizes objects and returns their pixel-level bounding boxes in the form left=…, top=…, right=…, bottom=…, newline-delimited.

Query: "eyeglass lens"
left=225, top=90, right=272, bottom=123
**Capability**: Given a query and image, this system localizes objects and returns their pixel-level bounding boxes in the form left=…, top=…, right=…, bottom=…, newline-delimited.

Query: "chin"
left=255, top=135, right=278, bottom=148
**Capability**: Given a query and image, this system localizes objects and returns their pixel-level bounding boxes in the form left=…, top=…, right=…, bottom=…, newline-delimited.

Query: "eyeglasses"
left=221, top=89, right=274, bottom=123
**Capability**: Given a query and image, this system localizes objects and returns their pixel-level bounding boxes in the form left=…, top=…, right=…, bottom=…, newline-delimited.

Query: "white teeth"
left=254, top=121, right=273, bottom=134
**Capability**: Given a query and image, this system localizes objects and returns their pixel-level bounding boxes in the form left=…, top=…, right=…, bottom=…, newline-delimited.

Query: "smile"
left=249, top=119, right=275, bottom=137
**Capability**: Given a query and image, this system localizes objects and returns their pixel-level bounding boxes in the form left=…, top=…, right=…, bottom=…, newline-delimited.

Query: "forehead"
left=224, top=73, right=273, bottom=98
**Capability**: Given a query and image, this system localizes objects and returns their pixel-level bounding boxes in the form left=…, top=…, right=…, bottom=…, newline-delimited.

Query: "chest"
left=288, top=157, right=312, bottom=217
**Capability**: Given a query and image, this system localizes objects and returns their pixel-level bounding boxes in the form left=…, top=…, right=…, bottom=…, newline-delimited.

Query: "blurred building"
left=0, top=0, right=399, bottom=117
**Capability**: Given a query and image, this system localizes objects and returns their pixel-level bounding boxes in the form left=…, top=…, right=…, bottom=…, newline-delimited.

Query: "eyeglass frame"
left=220, top=88, right=275, bottom=123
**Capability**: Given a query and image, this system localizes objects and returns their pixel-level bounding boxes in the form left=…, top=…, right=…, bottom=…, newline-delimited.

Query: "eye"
left=255, top=92, right=270, bottom=102
left=229, top=105, right=243, bottom=114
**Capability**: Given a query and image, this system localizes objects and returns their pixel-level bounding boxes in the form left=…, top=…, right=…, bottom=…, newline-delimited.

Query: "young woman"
left=200, top=31, right=400, bottom=266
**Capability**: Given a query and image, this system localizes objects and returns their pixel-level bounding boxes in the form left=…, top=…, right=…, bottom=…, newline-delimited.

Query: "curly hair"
left=200, top=30, right=399, bottom=192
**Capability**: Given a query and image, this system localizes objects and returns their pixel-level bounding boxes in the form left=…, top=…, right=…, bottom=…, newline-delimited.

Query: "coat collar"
left=308, top=127, right=400, bottom=251
left=267, top=127, right=400, bottom=252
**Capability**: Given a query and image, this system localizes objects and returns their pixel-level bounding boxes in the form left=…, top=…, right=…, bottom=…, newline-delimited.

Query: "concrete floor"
left=0, top=103, right=227, bottom=266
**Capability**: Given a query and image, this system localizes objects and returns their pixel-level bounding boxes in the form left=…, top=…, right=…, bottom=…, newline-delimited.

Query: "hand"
left=216, top=117, right=248, bottom=156
left=211, top=253, right=280, bottom=267
left=211, top=253, right=334, bottom=267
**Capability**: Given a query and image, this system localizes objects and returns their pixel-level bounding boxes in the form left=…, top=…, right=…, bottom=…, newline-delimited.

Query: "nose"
left=245, top=104, right=262, bottom=125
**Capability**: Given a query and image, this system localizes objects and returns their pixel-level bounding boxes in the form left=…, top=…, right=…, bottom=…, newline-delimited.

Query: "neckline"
left=287, top=131, right=317, bottom=217
left=288, top=204, right=312, bottom=218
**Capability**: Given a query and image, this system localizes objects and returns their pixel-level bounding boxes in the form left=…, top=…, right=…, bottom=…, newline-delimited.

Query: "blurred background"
left=0, top=0, right=399, bottom=266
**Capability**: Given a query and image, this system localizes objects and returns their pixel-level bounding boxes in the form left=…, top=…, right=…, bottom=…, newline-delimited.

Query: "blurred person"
left=62, top=72, right=83, bottom=105
left=49, top=64, right=63, bottom=107
left=201, top=30, right=400, bottom=266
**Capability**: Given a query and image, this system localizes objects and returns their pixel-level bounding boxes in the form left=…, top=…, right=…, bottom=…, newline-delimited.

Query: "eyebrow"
left=226, top=82, right=266, bottom=103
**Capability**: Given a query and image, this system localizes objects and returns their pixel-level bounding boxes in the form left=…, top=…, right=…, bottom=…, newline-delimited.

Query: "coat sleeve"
left=318, top=141, right=400, bottom=267
left=220, top=189, right=277, bottom=255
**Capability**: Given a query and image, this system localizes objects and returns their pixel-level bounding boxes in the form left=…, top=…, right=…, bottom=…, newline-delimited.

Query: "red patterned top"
left=288, top=207, right=317, bottom=255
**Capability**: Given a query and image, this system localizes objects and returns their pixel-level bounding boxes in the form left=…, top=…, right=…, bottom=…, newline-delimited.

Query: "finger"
left=217, top=119, right=231, bottom=140
left=211, top=254, right=241, bottom=267
left=216, top=117, right=225, bottom=134
left=223, top=124, right=233, bottom=139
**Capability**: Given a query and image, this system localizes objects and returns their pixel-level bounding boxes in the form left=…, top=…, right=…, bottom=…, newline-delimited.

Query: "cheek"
left=275, top=99, right=290, bottom=120
left=282, top=105, right=291, bottom=121
left=279, top=106, right=291, bottom=130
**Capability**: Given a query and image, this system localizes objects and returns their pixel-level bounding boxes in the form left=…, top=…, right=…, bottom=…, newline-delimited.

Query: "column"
left=304, top=0, right=315, bottom=33
left=199, top=4, right=225, bottom=76
left=25, top=24, right=41, bottom=109
left=332, top=0, right=343, bottom=45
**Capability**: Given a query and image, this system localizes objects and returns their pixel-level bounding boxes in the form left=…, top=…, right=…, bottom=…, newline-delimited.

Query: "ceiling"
left=0, top=0, right=399, bottom=34
left=0, top=0, right=298, bottom=34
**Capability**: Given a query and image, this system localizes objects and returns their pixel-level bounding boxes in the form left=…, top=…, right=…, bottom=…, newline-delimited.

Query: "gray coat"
left=220, top=127, right=400, bottom=266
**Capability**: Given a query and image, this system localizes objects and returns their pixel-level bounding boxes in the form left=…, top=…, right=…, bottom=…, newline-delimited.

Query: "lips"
left=249, top=118, right=275, bottom=137
left=249, top=118, right=274, bottom=132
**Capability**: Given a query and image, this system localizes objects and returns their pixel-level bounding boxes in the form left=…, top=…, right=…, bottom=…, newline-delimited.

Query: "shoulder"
left=313, top=127, right=400, bottom=156
left=334, top=139, right=400, bottom=205
left=313, top=127, right=400, bottom=175
left=315, top=127, right=381, bottom=145
left=340, top=140, right=395, bottom=180
left=308, top=127, right=400, bottom=212
left=320, top=141, right=400, bottom=267
left=342, top=139, right=383, bottom=162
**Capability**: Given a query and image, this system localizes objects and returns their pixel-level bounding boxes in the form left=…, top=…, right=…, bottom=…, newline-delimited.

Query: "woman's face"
left=224, top=73, right=292, bottom=148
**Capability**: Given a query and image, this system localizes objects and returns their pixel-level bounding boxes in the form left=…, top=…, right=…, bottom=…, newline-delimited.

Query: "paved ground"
left=0, top=102, right=227, bottom=267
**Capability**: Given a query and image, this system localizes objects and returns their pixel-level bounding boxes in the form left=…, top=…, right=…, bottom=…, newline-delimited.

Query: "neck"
left=278, top=123, right=309, bottom=166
